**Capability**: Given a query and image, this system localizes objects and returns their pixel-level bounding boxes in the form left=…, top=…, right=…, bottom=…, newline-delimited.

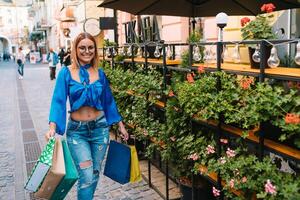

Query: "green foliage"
left=208, top=152, right=300, bottom=200
left=103, top=60, right=300, bottom=198
left=271, top=89, right=300, bottom=146
left=181, top=30, right=204, bottom=68
left=180, top=50, right=190, bottom=68
left=103, top=39, right=116, bottom=47
left=241, top=15, right=276, bottom=40
left=187, top=31, right=202, bottom=43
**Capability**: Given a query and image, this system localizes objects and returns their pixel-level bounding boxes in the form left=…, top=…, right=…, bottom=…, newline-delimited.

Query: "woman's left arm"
left=100, top=69, right=128, bottom=140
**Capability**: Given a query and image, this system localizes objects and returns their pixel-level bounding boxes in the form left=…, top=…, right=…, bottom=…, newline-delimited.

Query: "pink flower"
left=188, top=153, right=199, bottom=161
left=220, top=138, right=228, bottom=144
left=220, top=157, right=226, bottom=164
left=242, top=176, right=247, bottom=183
left=226, top=148, right=236, bottom=158
left=170, top=136, right=176, bottom=142
left=206, top=145, right=215, bottom=154
left=143, top=130, right=148, bottom=136
left=265, top=179, right=277, bottom=195
left=212, top=187, right=220, bottom=197
left=241, top=17, right=251, bottom=27
left=229, top=179, right=235, bottom=188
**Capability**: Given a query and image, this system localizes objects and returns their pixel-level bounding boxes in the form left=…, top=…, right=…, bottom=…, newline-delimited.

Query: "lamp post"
left=215, top=13, right=228, bottom=200
left=216, top=12, right=228, bottom=67
left=216, top=12, right=228, bottom=42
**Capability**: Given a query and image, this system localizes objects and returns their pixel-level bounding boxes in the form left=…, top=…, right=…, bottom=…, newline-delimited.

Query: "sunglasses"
left=78, top=45, right=95, bottom=53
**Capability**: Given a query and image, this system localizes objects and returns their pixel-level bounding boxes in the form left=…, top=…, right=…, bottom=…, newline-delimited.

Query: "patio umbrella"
left=98, top=0, right=300, bottom=17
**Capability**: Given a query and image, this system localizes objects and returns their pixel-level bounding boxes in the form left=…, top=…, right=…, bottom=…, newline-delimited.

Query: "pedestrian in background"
left=62, top=47, right=71, bottom=67
left=47, top=48, right=59, bottom=80
left=45, top=32, right=128, bottom=200
left=16, top=47, right=25, bottom=80
left=58, top=47, right=65, bottom=67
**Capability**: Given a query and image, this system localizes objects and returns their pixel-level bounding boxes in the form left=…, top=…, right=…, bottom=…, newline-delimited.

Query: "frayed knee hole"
left=79, top=160, right=92, bottom=169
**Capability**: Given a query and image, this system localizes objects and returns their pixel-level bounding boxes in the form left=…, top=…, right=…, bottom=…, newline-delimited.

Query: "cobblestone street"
left=0, top=61, right=162, bottom=200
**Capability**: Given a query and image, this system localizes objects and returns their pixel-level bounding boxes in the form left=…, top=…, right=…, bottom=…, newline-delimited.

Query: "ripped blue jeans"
left=66, top=114, right=109, bottom=200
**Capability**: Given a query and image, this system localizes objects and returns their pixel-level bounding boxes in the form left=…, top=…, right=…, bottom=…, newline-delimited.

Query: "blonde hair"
left=71, top=32, right=99, bottom=69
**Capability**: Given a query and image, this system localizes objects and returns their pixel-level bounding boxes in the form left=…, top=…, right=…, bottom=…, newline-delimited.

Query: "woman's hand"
left=45, top=129, right=55, bottom=141
left=45, top=122, right=56, bottom=141
left=118, top=121, right=129, bottom=141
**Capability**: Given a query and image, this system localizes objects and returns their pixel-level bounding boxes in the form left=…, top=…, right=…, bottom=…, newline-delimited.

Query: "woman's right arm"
left=46, top=67, right=69, bottom=141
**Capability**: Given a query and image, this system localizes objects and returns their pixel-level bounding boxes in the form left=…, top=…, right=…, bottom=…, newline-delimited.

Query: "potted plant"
left=240, top=3, right=277, bottom=69
left=207, top=145, right=300, bottom=200
left=270, top=87, right=300, bottom=149
left=180, top=30, right=204, bottom=68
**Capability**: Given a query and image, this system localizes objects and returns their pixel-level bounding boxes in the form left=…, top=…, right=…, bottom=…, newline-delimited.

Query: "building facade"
left=0, top=0, right=30, bottom=55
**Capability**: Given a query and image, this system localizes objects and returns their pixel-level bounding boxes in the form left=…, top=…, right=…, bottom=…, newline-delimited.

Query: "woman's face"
left=76, top=38, right=95, bottom=65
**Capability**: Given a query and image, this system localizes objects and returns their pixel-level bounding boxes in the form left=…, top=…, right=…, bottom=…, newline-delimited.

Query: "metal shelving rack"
left=100, top=38, right=300, bottom=200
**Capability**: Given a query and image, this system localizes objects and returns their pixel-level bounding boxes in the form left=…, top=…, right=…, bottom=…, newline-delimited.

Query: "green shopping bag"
left=50, top=139, right=78, bottom=200
left=34, top=137, right=65, bottom=199
left=24, top=137, right=56, bottom=192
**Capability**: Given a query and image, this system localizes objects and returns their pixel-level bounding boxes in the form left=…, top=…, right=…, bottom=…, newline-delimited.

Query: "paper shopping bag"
left=24, top=137, right=56, bottom=192
left=103, top=140, right=131, bottom=184
left=34, top=137, right=66, bottom=199
left=50, top=139, right=78, bottom=200
left=129, top=145, right=142, bottom=183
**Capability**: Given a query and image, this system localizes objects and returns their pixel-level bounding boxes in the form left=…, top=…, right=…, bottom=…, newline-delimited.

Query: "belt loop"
left=79, top=121, right=82, bottom=127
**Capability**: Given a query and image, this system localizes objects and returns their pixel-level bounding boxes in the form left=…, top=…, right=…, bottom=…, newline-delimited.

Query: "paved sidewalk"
left=0, top=61, right=162, bottom=200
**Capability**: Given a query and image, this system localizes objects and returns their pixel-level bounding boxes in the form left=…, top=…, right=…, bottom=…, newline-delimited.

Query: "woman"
left=16, top=47, right=25, bottom=79
left=45, top=32, right=128, bottom=199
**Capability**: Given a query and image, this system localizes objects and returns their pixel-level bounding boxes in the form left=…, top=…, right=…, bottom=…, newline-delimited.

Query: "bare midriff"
left=70, top=106, right=103, bottom=121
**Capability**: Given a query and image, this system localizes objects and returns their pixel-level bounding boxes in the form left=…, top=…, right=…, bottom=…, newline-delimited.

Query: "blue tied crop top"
left=49, top=65, right=122, bottom=135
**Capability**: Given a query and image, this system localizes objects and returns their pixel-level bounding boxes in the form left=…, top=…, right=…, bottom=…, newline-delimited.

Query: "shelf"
left=114, top=85, right=300, bottom=161
left=112, top=82, right=300, bottom=161
left=198, top=165, right=243, bottom=197
left=194, top=117, right=300, bottom=161
left=124, top=58, right=181, bottom=66
left=104, top=57, right=300, bottom=81
left=99, top=57, right=181, bottom=65
left=100, top=57, right=112, bottom=61
left=193, top=63, right=300, bottom=81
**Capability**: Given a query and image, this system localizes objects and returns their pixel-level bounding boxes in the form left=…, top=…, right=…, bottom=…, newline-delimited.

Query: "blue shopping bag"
left=103, top=140, right=131, bottom=184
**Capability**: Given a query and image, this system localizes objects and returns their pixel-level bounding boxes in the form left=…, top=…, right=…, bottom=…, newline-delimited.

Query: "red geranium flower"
left=261, top=3, right=276, bottom=13
left=285, top=113, right=300, bottom=124
left=187, top=73, right=195, bottom=83
left=197, top=65, right=205, bottom=74
left=239, top=77, right=254, bottom=90
left=241, top=17, right=251, bottom=27
left=168, top=90, right=175, bottom=97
